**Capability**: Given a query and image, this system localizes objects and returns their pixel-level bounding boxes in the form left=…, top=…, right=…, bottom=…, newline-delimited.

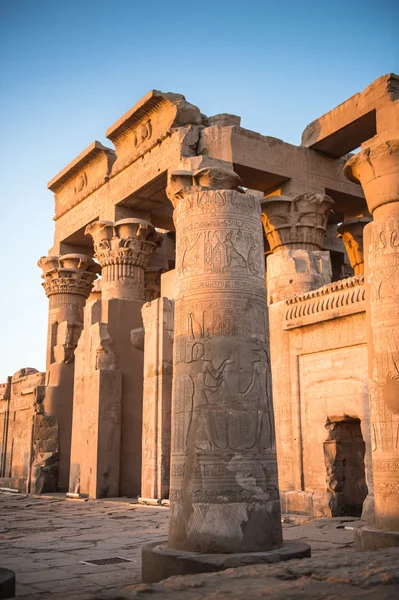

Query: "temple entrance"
left=324, top=417, right=368, bottom=516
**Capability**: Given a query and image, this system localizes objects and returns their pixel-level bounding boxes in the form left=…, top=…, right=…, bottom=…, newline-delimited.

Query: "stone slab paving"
left=1, top=491, right=398, bottom=599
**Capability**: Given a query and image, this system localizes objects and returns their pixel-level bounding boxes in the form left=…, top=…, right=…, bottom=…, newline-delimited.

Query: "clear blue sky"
left=0, top=0, right=397, bottom=381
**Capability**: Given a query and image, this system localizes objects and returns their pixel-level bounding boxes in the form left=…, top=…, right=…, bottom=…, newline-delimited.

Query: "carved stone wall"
left=268, top=276, right=372, bottom=519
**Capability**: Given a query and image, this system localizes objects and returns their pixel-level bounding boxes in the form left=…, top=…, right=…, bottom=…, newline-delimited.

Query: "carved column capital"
left=166, top=158, right=241, bottom=208
left=344, top=138, right=399, bottom=215
left=38, top=253, right=100, bottom=299
left=337, top=217, right=371, bottom=275
left=85, top=218, right=162, bottom=300
left=261, top=193, right=334, bottom=252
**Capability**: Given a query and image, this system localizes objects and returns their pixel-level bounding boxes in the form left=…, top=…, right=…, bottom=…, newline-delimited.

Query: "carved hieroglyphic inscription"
left=167, top=167, right=282, bottom=554
left=367, top=215, right=399, bottom=528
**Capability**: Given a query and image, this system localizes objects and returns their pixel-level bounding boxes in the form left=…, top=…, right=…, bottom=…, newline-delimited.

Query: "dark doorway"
left=324, top=417, right=368, bottom=516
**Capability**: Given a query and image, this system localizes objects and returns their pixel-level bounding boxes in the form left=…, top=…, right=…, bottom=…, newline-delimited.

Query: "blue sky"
left=0, top=0, right=397, bottom=381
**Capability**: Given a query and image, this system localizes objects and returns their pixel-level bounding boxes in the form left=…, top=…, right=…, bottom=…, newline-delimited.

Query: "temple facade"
left=1, top=74, right=398, bottom=550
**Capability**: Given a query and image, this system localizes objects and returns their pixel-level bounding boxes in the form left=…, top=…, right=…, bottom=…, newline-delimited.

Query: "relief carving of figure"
left=224, top=232, right=247, bottom=270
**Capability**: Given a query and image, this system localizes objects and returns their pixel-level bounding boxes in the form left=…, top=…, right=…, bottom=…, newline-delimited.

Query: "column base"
left=354, top=526, right=399, bottom=551
left=142, top=539, right=311, bottom=583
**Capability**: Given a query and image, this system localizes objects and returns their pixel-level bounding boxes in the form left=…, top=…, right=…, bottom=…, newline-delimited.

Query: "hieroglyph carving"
left=368, top=217, right=399, bottom=456
left=166, top=163, right=282, bottom=554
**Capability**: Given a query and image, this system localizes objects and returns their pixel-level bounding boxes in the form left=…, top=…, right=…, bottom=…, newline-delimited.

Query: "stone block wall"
left=0, top=368, right=59, bottom=493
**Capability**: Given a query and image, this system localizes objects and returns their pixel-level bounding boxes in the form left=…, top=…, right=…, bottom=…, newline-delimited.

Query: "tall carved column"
left=38, top=253, right=99, bottom=491
left=68, top=218, right=161, bottom=498
left=261, top=194, right=339, bottom=518
left=168, top=161, right=282, bottom=553
left=337, top=217, right=371, bottom=275
left=345, top=138, right=399, bottom=549
left=142, top=161, right=310, bottom=582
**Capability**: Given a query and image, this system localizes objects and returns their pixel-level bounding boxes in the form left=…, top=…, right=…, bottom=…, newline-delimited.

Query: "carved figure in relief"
left=181, top=234, right=201, bottom=274
left=132, top=119, right=152, bottom=148
left=224, top=232, right=247, bottom=270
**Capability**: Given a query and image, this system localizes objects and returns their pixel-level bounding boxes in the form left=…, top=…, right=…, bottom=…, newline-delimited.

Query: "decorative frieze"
left=85, top=218, right=162, bottom=301
left=261, top=193, right=334, bottom=252
left=284, top=274, right=365, bottom=329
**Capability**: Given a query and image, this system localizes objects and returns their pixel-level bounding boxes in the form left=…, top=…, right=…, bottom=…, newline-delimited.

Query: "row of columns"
left=38, top=139, right=399, bottom=550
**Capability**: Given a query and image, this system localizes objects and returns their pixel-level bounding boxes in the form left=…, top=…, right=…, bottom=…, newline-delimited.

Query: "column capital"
left=344, top=138, right=399, bottom=215
left=337, top=217, right=371, bottom=275
left=85, top=218, right=162, bottom=300
left=261, top=193, right=334, bottom=252
left=86, top=218, right=162, bottom=268
left=166, top=157, right=241, bottom=207
left=38, top=253, right=100, bottom=299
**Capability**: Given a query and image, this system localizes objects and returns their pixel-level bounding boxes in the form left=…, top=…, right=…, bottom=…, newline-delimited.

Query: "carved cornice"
left=261, top=193, right=334, bottom=252
left=283, top=274, right=365, bottom=329
left=38, top=254, right=100, bottom=298
left=337, top=217, right=371, bottom=275
left=344, top=138, right=399, bottom=214
left=86, top=218, right=162, bottom=274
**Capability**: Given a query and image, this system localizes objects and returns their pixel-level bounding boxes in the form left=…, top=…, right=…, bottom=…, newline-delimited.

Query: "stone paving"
left=0, top=491, right=398, bottom=599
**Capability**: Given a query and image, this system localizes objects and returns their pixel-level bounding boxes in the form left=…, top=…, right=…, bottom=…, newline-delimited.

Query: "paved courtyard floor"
left=0, top=491, right=398, bottom=599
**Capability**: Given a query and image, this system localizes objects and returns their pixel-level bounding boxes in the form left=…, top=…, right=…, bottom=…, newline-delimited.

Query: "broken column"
left=142, top=159, right=310, bottom=582
left=68, top=218, right=161, bottom=498
left=38, top=253, right=99, bottom=491
left=345, top=138, right=399, bottom=549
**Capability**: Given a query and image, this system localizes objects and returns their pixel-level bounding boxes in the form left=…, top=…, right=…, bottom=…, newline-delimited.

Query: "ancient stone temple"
left=0, top=74, right=398, bottom=563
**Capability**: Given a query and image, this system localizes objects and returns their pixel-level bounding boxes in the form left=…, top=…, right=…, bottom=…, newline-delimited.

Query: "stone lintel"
left=198, top=125, right=365, bottom=210
left=48, top=141, right=116, bottom=221
left=301, top=73, right=399, bottom=157
left=48, top=141, right=116, bottom=192
left=105, top=90, right=203, bottom=176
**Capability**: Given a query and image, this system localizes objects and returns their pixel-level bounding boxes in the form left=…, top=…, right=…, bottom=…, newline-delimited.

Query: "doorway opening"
left=324, top=416, right=367, bottom=516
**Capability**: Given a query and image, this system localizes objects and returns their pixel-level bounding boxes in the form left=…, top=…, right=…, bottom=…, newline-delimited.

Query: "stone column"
left=261, top=194, right=337, bottom=517
left=86, top=218, right=160, bottom=301
left=139, top=297, right=174, bottom=504
left=38, top=253, right=99, bottom=491
left=345, top=138, right=399, bottom=548
left=38, top=254, right=100, bottom=370
left=166, top=159, right=282, bottom=553
left=69, top=218, right=161, bottom=498
left=337, top=217, right=371, bottom=276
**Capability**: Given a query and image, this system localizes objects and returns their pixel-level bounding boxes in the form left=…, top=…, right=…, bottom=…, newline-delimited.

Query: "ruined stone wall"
left=0, top=369, right=58, bottom=493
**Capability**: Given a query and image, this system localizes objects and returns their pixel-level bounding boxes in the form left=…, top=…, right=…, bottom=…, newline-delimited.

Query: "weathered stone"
left=165, top=157, right=283, bottom=554
left=345, top=135, right=399, bottom=540
left=337, top=217, right=371, bottom=275
left=139, top=298, right=174, bottom=503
